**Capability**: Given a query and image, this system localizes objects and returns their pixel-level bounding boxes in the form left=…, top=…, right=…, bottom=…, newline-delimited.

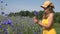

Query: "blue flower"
left=3, top=28, right=7, bottom=31
left=2, top=19, right=12, bottom=25
left=4, top=14, right=8, bottom=17
left=34, top=11, right=39, bottom=16
left=20, top=32, right=23, bottom=34
left=1, top=1, right=3, bottom=3
left=2, top=22, right=7, bottom=25
left=34, top=32, right=37, bottom=34
left=5, top=32, right=8, bottom=34
left=7, top=19, right=12, bottom=25
left=1, top=12, right=5, bottom=15
left=5, top=3, right=8, bottom=6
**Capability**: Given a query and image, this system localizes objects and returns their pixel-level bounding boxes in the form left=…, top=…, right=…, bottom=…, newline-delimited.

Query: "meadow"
left=0, top=15, right=60, bottom=34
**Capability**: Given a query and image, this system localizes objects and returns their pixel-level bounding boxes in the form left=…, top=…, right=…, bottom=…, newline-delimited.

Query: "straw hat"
left=41, top=1, right=54, bottom=8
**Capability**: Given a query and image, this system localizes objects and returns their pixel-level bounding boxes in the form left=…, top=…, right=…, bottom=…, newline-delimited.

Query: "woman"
left=33, top=1, right=56, bottom=34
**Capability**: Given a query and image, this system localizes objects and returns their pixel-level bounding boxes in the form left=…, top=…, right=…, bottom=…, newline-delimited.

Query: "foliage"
left=8, top=10, right=60, bottom=23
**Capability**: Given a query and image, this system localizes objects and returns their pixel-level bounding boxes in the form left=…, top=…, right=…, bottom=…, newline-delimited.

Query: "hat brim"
left=41, top=5, right=47, bottom=8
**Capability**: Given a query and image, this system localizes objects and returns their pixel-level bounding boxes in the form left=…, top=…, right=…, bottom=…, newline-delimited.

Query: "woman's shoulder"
left=48, top=13, right=54, bottom=19
left=49, top=13, right=54, bottom=16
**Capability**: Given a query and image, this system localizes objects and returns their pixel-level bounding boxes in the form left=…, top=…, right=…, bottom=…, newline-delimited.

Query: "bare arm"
left=38, top=13, right=54, bottom=28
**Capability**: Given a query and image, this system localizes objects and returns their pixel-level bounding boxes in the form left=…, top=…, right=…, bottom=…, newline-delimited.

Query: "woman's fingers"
left=33, top=16, right=36, bottom=19
left=33, top=17, right=38, bottom=23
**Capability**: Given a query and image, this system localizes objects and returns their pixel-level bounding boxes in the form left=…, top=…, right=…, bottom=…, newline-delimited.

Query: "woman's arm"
left=38, top=13, right=54, bottom=28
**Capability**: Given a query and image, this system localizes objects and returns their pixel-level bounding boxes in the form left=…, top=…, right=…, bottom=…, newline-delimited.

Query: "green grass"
left=53, top=23, right=60, bottom=34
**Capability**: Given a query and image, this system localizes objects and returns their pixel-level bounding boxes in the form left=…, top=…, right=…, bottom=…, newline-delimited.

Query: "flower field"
left=0, top=15, right=60, bottom=34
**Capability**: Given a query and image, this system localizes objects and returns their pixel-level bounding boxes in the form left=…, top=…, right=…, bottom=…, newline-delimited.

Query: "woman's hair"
left=43, top=6, right=54, bottom=19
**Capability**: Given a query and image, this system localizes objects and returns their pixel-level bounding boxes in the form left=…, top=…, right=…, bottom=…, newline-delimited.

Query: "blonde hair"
left=43, top=6, right=54, bottom=19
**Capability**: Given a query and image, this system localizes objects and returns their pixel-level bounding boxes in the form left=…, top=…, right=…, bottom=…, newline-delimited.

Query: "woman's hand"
left=39, top=21, right=42, bottom=26
left=38, top=20, right=45, bottom=29
left=33, top=17, right=46, bottom=29
left=33, top=16, right=38, bottom=23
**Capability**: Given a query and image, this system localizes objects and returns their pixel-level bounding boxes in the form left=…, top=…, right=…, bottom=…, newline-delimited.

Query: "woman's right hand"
left=33, top=16, right=38, bottom=23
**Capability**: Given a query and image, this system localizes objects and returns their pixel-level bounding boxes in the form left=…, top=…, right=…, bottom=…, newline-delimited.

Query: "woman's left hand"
left=39, top=22, right=42, bottom=25
left=33, top=16, right=38, bottom=23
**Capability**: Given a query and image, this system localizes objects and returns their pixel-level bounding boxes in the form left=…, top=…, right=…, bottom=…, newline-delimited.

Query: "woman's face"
left=44, top=8, right=50, bottom=14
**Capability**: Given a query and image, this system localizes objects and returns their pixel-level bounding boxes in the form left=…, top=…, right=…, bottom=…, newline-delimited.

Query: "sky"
left=0, top=0, right=60, bottom=14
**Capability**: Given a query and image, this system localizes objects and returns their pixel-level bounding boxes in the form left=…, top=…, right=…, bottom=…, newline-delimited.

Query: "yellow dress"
left=42, top=18, right=56, bottom=34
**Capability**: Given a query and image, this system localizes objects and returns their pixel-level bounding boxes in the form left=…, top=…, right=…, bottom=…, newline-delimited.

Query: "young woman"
left=33, top=1, right=56, bottom=34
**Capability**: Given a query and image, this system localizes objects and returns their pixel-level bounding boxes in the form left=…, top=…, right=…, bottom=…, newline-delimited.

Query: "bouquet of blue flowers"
left=34, top=11, right=39, bottom=20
